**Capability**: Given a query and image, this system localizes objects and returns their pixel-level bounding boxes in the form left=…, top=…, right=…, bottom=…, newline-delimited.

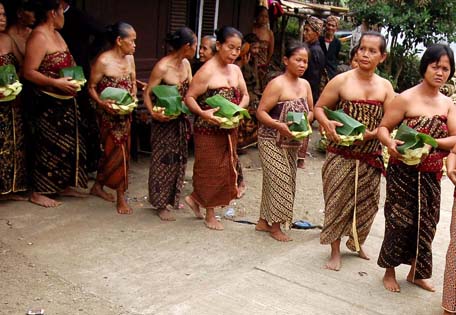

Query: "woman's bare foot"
left=60, top=187, right=88, bottom=198
left=184, top=195, right=203, bottom=219
left=29, top=192, right=62, bottom=208
left=269, top=223, right=292, bottom=241
left=158, top=208, right=176, bottom=221
left=383, top=268, right=400, bottom=292
left=205, top=208, right=224, bottom=230
left=237, top=181, right=246, bottom=198
left=255, top=218, right=271, bottom=232
left=406, top=273, right=435, bottom=292
left=90, top=183, right=115, bottom=202
left=116, top=191, right=132, bottom=215
left=324, top=239, right=341, bottom=271
left=358, top=247, right=370, bottom=260
left=297, top=159, right=305, bottom=169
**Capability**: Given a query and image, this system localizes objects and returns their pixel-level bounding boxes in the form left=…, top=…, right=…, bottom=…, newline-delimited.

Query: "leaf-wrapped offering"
left=394, top=123, right=438, bottom=165
left=323, top=106, right=366, bottom=146
left=205, top=94, right=251, bottom=129
left=100, top=87, right=137, bottom=115
left=151, top=85, right=190, bottom=118
left=287, top=111, right=312, bottom=140
left=0, top=64, right=22, bottom=102
left=59, top=66, right=87, bottom=91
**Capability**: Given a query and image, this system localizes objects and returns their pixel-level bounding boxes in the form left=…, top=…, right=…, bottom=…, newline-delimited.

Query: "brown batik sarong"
left=32, top=92, right=87, bottom=193
left=0, top=97, right=27, bottom=194
left=378, top=115, right=448, bottom=279
left=148, top=116, right=188, bottom=209
left=320, top=100, right=384, bottom=251
left=320, top=152, right=381, bottom=250
left=258, top=138, right=298, bottom=225
left=443, top=193, right=456, bottom=313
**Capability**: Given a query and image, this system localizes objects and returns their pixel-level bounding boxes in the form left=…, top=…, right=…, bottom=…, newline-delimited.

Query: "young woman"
left=184, top=26, right=249, bottom=230
left=377, top=44, right=456, bottom=293
left=255, top=41, right=313, bottom=242
left=88, top=22, right=137, bottom=214
left=143, top=27, right=196, bottom=221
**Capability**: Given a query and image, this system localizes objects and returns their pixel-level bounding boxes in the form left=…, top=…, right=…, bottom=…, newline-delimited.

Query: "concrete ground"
left=0, top=130, right=453, bottom=315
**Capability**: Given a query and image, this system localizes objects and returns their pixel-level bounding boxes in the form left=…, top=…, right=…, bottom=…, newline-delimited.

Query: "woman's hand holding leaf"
left=200, top=107, right=221, bottom=125
left=386, top=139, right=404, bottom=159
left=324, top=120, right=343, bottom=143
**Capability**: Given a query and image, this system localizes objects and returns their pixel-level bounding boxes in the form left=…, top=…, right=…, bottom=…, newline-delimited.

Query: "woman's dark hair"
left=33, top=0, right=59, bottom=24
left=358, top=31, right=387, bottom=54
left=165, top=27, right=195, bottom=51
left=349, top=45, right=359, bottom=62
left=255, top=5, right=268, bottom=18
left=244, top=33, right=260, bottom=45
left=420, top=43, right=455, bottom=80
left=215, top=26, right=243, bottom=44
left=284, top=40, right=309, bottom=59
left=106, top=21, right=134, bottom=46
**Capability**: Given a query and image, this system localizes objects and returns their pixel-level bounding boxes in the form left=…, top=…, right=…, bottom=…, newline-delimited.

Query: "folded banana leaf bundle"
left=151, top=85, right=190, bottom=118
left=394, top=123, right=438, bottom=165
left=100, top=87, right=137, bottom=115
left=323, top=106, right=365, bottom=146
left=59, top=66, right=87, bottom=91
left=287, top=111, right=312, bottom=140
left=205, top=94, right=250, bottom=129
left=0, top=65, right=22, bottom=102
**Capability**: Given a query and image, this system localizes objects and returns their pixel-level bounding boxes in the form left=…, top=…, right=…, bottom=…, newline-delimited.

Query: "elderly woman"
left=0, top=1, right=27, bottom=201
left=184, top=26, right=249, bottom=230
left=88, top=22, right=137, bottom=214
left=143, top=26, right=196, bottom=221
left=23, top=0, right=87, bottom=208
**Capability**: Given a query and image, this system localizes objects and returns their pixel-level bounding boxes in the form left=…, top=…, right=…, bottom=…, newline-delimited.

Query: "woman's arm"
left=23, top=31, right=77, bottom=95
left=142, top=60, right=170, bottom=122
left=236, top=65, right=249, bottom=109
left=87, top=57, right=117, bottom=115
left=128, top=55, right=137, bottom=97
left=377, top=93, right=406, bottom=159
left=256, top=77, right=293, bottom=138
left=304, top=80, right=314, bottom=123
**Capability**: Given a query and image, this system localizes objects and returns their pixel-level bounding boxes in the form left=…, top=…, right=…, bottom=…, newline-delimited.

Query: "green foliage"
left=348, top=0, right=456, bottom=91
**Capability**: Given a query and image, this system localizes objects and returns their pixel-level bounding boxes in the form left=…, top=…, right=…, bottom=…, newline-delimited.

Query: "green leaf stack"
left=100, top=87, right=137, bottom=115
left=205, top=94, right=250, bottom=129
left=151, top=85, right=189, bottom=118
left=287, top=111, right=312, bottom=140
left=323, top=106, right=366, bottom=146
left=0, top=65, right=22, bottom=102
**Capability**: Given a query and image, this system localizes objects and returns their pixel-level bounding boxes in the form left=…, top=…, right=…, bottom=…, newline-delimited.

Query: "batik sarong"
left=32, top=51, right=87, bottom=193
left=320, top=100, right=384, bottom=251
left=443, top=191, right=456, bottom=313
left=378, top=115, right=449, bottom=279
left=258, top=98, right=309, bottom=225
left=95, top=75, right=133, bottom=191
left=149, top=80, right=189, bottom=209
left=0, top=53, right=27, bottom=194
left=191, top=87, right=241, bottom=208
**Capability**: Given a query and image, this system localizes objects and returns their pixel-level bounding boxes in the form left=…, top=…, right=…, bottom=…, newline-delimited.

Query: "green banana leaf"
left=0, top=64, right=19, bottom=86
left=287, top=112, right=310, bottom=132
left=59, top=66, right=86, bottom=81
left=152, top=85, right=190, bottom=116
left=395, top=123, right=438, bottom=154
left=205, top=94, right=251, bottom=120
left=100, top=87, right=134, bottom=105
left=323, top=106, right=366, bottom=136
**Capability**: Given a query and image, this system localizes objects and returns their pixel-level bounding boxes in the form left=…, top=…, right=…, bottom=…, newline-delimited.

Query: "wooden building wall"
left=80, top=0, right=257, bottom=80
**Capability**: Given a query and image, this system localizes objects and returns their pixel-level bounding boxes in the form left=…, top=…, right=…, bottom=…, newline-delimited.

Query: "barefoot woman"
left=0, top=1, right=27, bottom=201
left=377, top=44, right=456, bottom=293
left=143, top=27, right=196, bottom=221
left=23, top=0, right=88, bottom=207
left=184, top=26, right=249, bottom=230
left=255, top=41, right=313, bottom=241
left=88, top=22, right=137, bottom=214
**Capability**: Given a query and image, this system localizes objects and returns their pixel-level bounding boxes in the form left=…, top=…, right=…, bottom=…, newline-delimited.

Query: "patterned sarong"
left=320, top=100, right=384, bottom=251
left=148, top=81, right=189, bottom=209
left=0, top=53, right=27, bottom=194
left=32, top=51, right=87, bottom=193
left=191, top=87, right=241, bottom=208
left=378, top=115, right=448, bottom=279
left=95, top=75, right=133, bottom=191
left=320, top=152, right=381, bottom=250
left=443, top=193, right=456, bottom=313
